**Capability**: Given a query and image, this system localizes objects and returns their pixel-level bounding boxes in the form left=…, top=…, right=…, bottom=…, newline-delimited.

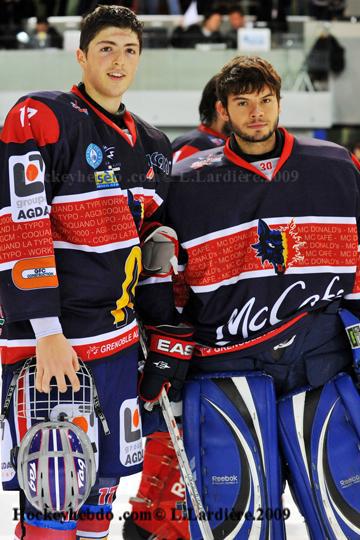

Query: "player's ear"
left=216, top=100, right=229, bottom=122
left=76, top=48, right=86, bottom=67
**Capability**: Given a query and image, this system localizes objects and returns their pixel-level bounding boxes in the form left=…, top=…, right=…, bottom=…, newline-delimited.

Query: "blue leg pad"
left=183, top=371, right=285, bottom=539
left=278, top=372, right=360, bottom=540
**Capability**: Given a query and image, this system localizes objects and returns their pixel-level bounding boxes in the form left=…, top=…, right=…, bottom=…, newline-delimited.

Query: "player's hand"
left=139, top=324, right=194, bottom=403
left=35, top=333, right=80, bottom=393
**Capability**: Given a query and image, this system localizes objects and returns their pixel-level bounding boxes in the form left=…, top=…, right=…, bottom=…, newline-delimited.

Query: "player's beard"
left=229, top=115, right=279, bottom=143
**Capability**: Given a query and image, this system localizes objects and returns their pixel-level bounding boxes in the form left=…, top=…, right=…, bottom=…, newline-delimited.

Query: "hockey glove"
left=139, top=324, right=194, bottom=403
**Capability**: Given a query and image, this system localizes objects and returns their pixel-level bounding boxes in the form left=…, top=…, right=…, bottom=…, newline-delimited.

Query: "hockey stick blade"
left=159, top=388, right=214, bottom=540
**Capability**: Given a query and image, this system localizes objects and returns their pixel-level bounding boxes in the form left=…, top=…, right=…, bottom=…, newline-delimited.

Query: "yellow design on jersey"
left=111, top=246, right=142, bottom=325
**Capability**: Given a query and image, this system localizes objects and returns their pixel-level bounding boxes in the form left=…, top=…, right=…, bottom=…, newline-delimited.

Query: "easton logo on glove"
left=150, top=335, right=194, bottom=359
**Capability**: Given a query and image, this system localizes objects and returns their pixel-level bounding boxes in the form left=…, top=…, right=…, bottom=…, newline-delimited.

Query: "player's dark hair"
left=203, top=6, right=223, bottom=22
left=217, top=56, right=281, bottom=106
left=228, top=4, right=245, bottom=16
left=199, top=75, right=219, bottom=126
left=80, top=5, right=143, bottom=53
left=36, top=16, right=49, bottom=25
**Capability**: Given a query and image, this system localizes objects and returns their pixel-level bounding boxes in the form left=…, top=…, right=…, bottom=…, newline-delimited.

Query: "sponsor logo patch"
left=86, top=143, right=103, bottom=169
left=70, top=100, right=89, bottom=115
left=190, top=153, right=222, bottom=169
left=94, top=169, right=119, bottom=189
left=119, top=398, right=143, bottom=467
left=146, top=152, right=171, bottom=175
left=12, top=256, right=58, bottom=290
left=252, top=218, right=305, bottom=275
left=9, top=152, right=49, bottom=223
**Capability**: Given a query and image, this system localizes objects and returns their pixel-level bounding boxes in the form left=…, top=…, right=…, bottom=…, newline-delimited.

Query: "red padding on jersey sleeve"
left=173, top=145, right=199, bottom=163
left=1, top=98, right=60, bottom=146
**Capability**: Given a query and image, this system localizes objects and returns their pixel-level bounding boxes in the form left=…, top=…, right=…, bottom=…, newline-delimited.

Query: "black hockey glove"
left=139, top=324, right=195, bottom=403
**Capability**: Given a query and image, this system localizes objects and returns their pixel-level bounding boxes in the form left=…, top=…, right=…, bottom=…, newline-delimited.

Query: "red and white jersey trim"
left=52, top=189, right=123, bottom=204
left=138, top=275, right=172, bottom=286
left=181, top=215, right=358, bottom=293
left=53, top=238, right=139, bottom=253
left=182, top=216, right=356, bottom=250
left=0, top=319, right=139, bottom=365
left=0, top=261, right=16, bottom=271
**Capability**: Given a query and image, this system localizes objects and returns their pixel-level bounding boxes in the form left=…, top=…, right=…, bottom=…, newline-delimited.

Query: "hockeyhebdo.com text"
left=12, top=505, right=291, bottom=523
left=42, top=169, right=300, bottom=185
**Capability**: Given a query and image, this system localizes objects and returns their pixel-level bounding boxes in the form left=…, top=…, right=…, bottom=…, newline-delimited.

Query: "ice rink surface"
left=0, top=474, right=308, bottom=539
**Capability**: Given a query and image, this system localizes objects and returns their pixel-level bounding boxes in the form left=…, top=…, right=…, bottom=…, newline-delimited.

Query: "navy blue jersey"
left=0, top=85, right=172, bottom=365
left=137, top=128, right=360, bottom=360
left=172, top=124, right=226, bottom=163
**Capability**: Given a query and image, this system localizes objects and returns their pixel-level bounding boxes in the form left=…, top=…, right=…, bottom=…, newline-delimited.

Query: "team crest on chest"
left=252, top=218, right=306, bottom=275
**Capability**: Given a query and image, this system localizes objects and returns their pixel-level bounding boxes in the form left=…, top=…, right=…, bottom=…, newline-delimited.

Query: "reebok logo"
left=212, top=475, right=238, bottom=485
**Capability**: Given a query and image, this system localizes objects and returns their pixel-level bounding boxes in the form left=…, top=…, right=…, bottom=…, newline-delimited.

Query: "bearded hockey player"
left=124, top=72, right=231, bottom=540
left=0, top=5, right=172, bottom=540
left=172, top=74, right=229, bottom=164
left=129, top=56, right=360, bottom=539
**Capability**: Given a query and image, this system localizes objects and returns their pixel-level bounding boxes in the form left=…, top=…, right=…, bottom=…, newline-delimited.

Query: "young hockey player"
left=0, top=5, right=171, bottom=540
left=132, top=56, right=360, bottom=539
left=172, top=74, right=229, bottom=164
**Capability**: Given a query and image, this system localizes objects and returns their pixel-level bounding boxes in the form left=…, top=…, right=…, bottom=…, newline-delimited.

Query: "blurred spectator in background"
left=0, top=0, right=34, bottom=48
left=310, top=0, right=347, bottom=20
left=226, top=4, right=246, bottom=48
left=28, top=16, right=63, bottom=48
left=228, top=4, right=246, bottom=29
left=172, top=6, right=224, bottom=47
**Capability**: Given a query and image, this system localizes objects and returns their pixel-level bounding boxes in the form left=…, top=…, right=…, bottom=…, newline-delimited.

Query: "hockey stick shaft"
left=159, top=388, right=214, bottom=540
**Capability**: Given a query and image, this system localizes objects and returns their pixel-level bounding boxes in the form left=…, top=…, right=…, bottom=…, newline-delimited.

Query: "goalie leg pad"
left=278, top=372, right=360, bottom=540
left=183, top=371, right=285, bottom=540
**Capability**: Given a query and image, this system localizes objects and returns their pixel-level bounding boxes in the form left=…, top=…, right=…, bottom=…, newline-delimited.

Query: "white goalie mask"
left=17, top=420, right=96, bottom=513
left=14, top=357, right=95, bottom=423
